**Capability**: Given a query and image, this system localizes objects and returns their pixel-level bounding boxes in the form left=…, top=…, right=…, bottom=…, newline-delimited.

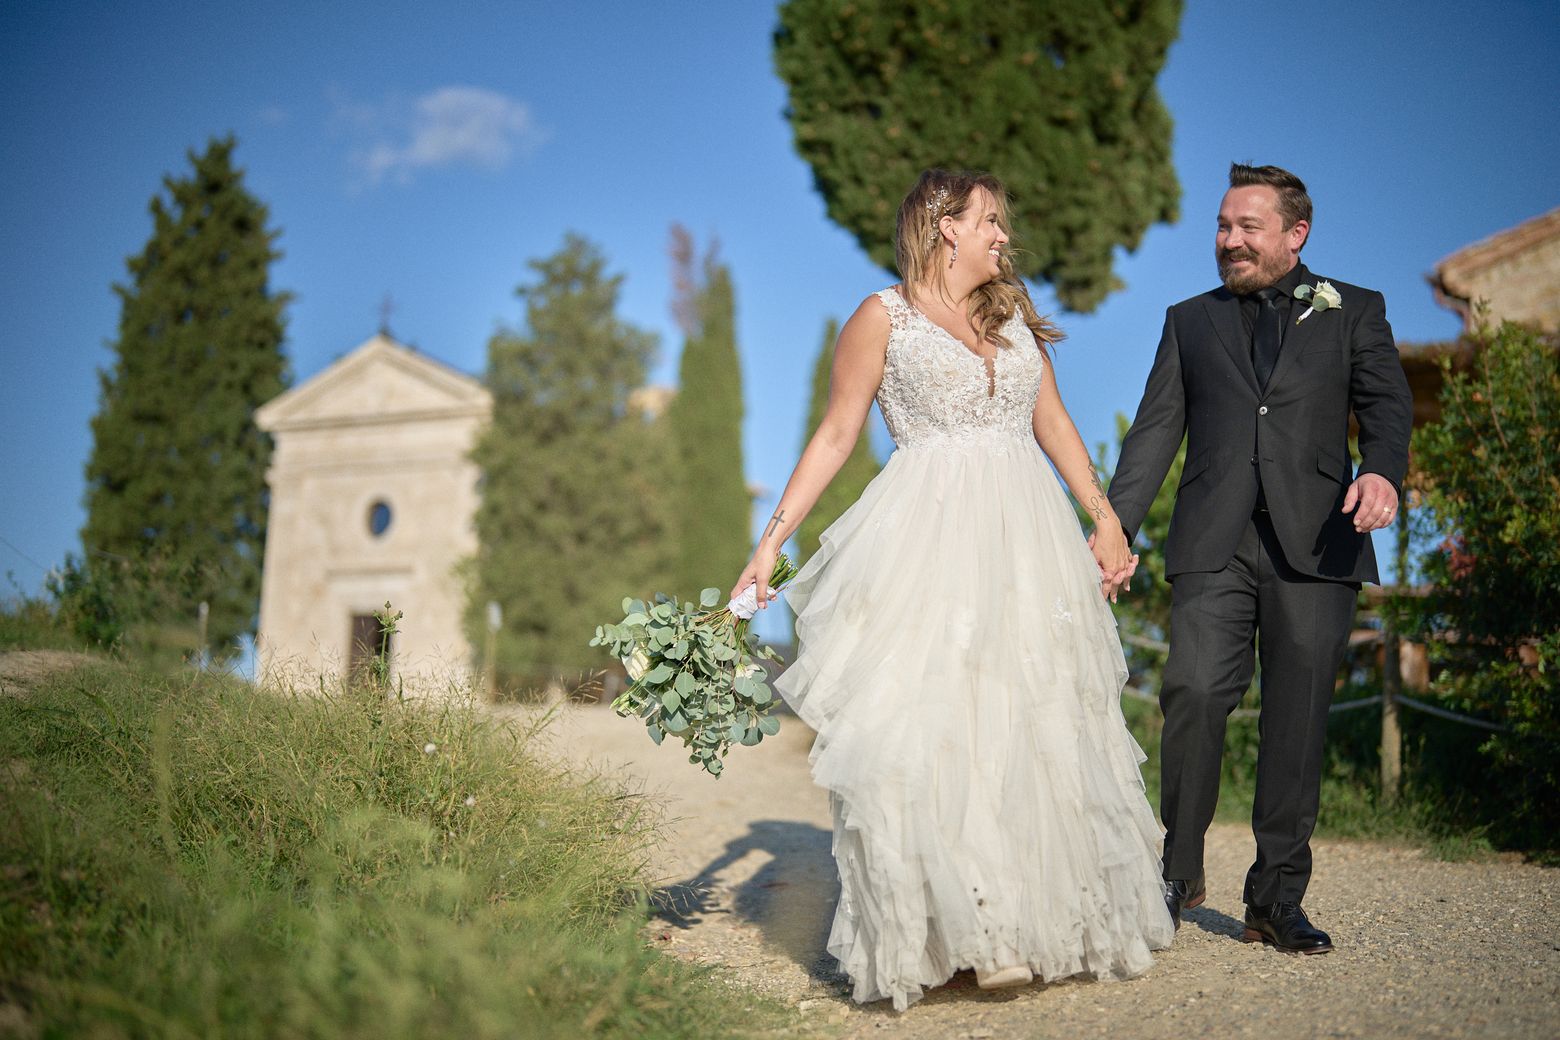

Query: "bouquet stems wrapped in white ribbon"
left=590, top=554, right=798, bottom=777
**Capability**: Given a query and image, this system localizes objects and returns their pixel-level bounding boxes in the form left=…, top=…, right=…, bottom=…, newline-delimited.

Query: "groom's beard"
left=1217, top=246, right=1290, bottom=294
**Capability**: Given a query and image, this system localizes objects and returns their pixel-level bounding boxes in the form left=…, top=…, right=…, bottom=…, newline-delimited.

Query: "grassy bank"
left=0, top=659, right=791, bottom=1039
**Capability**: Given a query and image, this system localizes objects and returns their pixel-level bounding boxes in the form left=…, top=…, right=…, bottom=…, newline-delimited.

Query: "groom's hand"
left=1088, top=532, right=1139, bottom=603
left=1343, top=473, right=1399, bottom=533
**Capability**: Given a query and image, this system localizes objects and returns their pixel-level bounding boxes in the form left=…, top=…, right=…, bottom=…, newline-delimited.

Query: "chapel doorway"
left=348, top=612, right=392, bottom=683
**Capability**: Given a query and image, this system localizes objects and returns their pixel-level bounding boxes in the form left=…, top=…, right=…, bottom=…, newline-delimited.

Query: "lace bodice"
left=873, top=287, right=1047, bottom=449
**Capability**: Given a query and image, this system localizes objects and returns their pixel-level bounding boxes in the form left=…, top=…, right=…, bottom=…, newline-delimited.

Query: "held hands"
left=1343, top=473, right=1400, bottom=533
left=1087, top=528, right=1140, bottom=603
left=731, top=543, right=780, bottom=611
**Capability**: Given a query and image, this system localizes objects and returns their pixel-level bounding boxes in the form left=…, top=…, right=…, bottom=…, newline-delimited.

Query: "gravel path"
left=0, top=650, right=98, bottom=697
left=533, top=698, right=1560, bottom=1040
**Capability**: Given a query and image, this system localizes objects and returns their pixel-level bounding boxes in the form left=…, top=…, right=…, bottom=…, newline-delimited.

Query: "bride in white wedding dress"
left=731, top=169, right=1173, bottom=1011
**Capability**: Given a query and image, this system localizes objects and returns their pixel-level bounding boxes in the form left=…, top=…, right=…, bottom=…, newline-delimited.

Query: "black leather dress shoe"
left=1242, top=902, right=1333, bottom=954
left=1164, top=872, right=1206, bottom=929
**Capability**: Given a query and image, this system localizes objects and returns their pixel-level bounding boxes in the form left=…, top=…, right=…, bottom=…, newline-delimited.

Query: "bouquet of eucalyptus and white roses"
left=590, top=554, right=799, bottom=777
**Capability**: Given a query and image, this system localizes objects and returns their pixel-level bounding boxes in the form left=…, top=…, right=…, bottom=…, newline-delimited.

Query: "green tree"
left=80, top=136, right=290, bottom=659
left=1401, top=320, right=1560, bottom=848
left=663, top=227, right=750, bottom=595
left=774, top=0, right=1182, bottom=312
left=796, top=317, right=881, bottom=564
left=469, top=234, right=662, bottom=682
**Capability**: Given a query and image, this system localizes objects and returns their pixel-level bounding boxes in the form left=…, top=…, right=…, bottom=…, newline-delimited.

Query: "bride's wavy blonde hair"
left=895, top=169, right=1062, bottom=351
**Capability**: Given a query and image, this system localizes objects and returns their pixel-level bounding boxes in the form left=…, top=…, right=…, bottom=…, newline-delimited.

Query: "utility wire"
left=0, top=533, right=50, bottom=573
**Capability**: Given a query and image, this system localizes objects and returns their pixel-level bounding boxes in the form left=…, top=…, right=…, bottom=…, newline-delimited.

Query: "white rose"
left=735, top=662, right=762, bottom=679
left=1313, top=280, right=1343, bottom=311
left=621, top=646, right=652, bottom=681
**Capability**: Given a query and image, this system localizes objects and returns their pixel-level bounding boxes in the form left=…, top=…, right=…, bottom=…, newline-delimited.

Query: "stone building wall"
left=255, top=334, right=490, bottom=692
left=1432, top=207, right=1560, bottom=333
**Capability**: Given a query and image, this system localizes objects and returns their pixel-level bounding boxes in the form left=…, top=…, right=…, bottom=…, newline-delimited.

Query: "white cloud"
left=336, top=85, right=543, bottom=186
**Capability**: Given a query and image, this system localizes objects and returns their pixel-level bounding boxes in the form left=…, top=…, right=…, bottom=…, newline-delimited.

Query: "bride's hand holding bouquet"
left=589, top=553, right=798, bottom=778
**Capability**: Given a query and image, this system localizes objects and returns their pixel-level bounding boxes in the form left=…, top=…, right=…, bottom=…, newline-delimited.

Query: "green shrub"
left=0, top=586, right=82, bottom=651
left=1400, top=319, right=1560, bottom=853
left=0, top=661, right=789, bottom=1039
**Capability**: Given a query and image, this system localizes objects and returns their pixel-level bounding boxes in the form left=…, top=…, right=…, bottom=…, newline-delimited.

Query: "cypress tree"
left=774, top=0, right=1183, bottom=312
left=797, top=318, right=880, bottom=564
left=469, top=234, right=662, bottom=681
left=81, top=136, right=291, bottom=658
left=664, top=227, right=750, bottom=596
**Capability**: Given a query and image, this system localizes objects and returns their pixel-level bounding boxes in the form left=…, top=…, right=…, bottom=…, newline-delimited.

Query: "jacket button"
left=1258, top=405, right=1269, bottom=415
left=1250, top=455, right=1258, bottom=465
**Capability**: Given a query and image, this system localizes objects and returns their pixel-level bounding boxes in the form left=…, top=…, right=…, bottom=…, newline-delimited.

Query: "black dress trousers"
left=1157, top=512, right=1357, bottom=906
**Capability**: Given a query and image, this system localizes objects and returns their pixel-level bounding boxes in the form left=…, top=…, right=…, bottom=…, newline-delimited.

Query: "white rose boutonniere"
left=1293, top=280, right=1343, bottom=324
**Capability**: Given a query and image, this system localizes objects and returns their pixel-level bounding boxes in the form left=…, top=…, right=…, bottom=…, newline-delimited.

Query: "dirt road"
left=536, top=698, right=1559, bottom=1040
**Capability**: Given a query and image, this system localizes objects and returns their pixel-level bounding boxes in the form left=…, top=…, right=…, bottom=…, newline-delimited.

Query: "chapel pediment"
left=257, top=333, right=491, bottom=432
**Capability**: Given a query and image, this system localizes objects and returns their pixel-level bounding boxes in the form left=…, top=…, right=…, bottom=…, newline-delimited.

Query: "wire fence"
left=1117, top=630, right=1510, bottom=732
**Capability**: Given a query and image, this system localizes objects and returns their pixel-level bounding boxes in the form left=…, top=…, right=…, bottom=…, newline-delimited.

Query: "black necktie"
left=1252, top=286, right=1283, bottom=390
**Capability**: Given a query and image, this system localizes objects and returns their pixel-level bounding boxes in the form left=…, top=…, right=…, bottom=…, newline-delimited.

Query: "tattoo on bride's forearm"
left=1086, top=465, right=1106, bottom=520
left=765, top=509, right=787, bottom=540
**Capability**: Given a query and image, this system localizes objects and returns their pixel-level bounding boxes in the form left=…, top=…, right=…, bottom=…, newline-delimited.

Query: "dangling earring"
left=949, top=234, right=958, bottom=269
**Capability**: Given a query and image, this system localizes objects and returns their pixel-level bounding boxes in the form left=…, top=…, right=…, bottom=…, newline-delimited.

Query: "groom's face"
left=1215, top=185, right=1305, bottom=294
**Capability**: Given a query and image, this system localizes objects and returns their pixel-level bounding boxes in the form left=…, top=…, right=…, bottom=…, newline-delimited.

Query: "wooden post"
left=1379, top=499, right=1410, bottom=804
left=484, top=601, right=500, bottom=702
left=196, top=600, right=209, bottom=670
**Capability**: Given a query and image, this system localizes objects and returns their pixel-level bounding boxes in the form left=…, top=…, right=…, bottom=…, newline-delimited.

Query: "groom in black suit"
left=1107, top=164, right=1412, bottom=953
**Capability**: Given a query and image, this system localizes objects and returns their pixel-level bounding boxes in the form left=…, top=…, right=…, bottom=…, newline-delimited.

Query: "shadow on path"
left=1185, top=903, right=1246, bottom=940
left=652, top=818, right=845, bottom=984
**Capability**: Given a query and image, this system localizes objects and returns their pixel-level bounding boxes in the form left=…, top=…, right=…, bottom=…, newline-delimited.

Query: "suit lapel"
left=1201, top=288, right=1259, bottom=395
left=1265, top=264, right=1323, bottom=393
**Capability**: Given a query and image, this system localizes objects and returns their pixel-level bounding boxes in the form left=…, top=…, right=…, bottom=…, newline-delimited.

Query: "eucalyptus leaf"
left=664, top=711, right=688, bottom=734
left=699, top=587, right=721, bottom=608
left=758, top=715, right=781, bottom=736
left=673, top=671, right=695, bottom=696
left=647, top=723, right=665, bottom=745
left=644, top=663, right=673, bottom=684
left=661, top=688, right=682, bottom=712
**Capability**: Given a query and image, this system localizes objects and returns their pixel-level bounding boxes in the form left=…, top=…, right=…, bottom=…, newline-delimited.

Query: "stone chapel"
left=255, top=333, right=491, bottom=689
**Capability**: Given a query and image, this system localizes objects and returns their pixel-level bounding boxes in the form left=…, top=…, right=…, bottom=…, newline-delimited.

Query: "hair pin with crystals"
left=925, top=186, right=951, bottom=241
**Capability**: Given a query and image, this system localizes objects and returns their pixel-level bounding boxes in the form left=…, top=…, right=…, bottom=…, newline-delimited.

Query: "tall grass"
left=0, top=661, right=791, bottom=1038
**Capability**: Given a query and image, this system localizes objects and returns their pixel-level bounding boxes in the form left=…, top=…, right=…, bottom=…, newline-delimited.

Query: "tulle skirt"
left=775, top=432, right=1174, bottom=1011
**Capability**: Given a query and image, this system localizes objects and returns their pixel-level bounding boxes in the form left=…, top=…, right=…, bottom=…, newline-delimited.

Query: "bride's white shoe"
left=975, top=964, right=1033, bottom=990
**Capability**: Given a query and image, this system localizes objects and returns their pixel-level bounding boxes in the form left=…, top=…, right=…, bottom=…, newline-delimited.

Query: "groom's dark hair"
left=1229, top=163, right=1312, bottom=234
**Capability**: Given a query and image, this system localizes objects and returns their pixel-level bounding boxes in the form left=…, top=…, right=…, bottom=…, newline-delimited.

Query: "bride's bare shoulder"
left=830, top=291, right=895, bottom=366
left=845, top=288, right=896, bottom=331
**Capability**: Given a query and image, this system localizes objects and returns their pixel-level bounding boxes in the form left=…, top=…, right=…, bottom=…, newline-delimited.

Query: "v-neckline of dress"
left=891, top=286, right=998, bottom=399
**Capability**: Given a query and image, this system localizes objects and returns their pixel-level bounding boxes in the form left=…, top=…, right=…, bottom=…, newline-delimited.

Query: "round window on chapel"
left=367, top=500, right=392, bottom=538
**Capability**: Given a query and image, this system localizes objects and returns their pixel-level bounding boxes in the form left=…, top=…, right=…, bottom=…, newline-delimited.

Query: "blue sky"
left=2, top=1, right=1557, bottom=642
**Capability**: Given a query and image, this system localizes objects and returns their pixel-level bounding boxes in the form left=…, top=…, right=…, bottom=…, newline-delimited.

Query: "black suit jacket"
left=1109, top=264, right=1413, bottom=584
